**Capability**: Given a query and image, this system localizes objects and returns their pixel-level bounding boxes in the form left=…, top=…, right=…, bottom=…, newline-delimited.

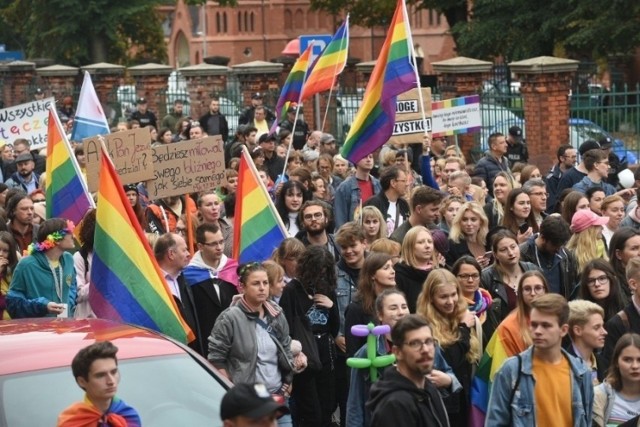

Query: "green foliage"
left=0, top=0, right=168, bottom=65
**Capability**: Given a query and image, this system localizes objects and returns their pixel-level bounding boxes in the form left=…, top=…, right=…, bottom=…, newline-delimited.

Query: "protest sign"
left=84, top=128, right=154, bottom=192
left=431, top=95, right=482, bottom=137
left=146, top=136, right=225, bottom=199
left=0, top=98, right=55, bottom=150
left=391, top=88, right=432, bottom=145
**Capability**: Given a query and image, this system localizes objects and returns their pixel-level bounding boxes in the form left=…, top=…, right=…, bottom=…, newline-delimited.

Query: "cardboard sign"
left=431, top=95, right=482, bottom=137
left=146, top=136, right=225, bottom=199
left=0, top=98, right=55, bottom=150
left=84, top=128, right=154, bottom=192
left=391, top=88, right=432, bottom=145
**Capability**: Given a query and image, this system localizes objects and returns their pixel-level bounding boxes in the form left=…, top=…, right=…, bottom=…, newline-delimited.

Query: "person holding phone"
left=502, top=188, right=538, bottom=243
left=445, top=202, right=492, bottom=268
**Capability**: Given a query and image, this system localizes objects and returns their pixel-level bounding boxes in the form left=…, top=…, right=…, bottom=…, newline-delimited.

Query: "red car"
left=0, top=318, right=230, bottom=427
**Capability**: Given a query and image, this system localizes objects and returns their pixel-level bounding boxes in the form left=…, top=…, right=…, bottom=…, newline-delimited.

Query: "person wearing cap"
left=472, top=132, right=512, bottom=197
left=34, top=87, right=45, bottom=101
left=545, top=144, right=578, bottom=213
left=572, top=149, right=633, bottom=200
left=239, top=92, right=276, bottom=126
left=506, top=125, right=528, bottom=167
left=5, top=138, right=45, bottom=176
left=599, top=136, right=627, bottom=188
left=279, top=106, right=309, bottom=150
left=318, top=133, right=337, bottom=156
left=199, top=96, right=229, bottom=142
left=5, top=152, right=39, bottom=194
left=259, top=133, right=285, bottom=182
left=221, top=382, right=289, bottom=427
left=556, top=139, right=600, bottom=197
left=129, top=97, right=157, bottom=129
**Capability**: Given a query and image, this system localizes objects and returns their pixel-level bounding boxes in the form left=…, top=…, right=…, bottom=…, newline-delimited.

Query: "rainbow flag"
left=233, top=146, right=288, bottom=263
left=340, top=0, right=417, bottom=163
left=470, top=312, right=526, bottom=427
left=71, top=71, right=110, bottom=141
left=300, top=16, right=349, bottom=101
left=45, top=108, right=95, bottom=224
left=271, top=45, right=314, bottom=133
left=89, top=145, right=193, bottom=343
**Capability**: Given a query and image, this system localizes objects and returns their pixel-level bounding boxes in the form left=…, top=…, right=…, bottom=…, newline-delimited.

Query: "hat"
left=598, top=136, right=613, bottom=149
left=259, top=133, right=277, bottom=144
left=570, top=209, right=609, bottom=233
left=123, top=184, right=138, bottom=194
left=578, top=139, right=600, bottom=156
left=35, top=88, right=43, bottom=95
left=220, top=383, right=288, bottom=421
left=136, top=97, right=147, bottom=105
left=320, top=133, right=336, bottom=145
left=252, top=92, right=263, bottom=100
left=15, top=153, right=33, bottom=163
left=287, top=105, right=297, bottom=114
left=508, top=126, right=523, bottom=140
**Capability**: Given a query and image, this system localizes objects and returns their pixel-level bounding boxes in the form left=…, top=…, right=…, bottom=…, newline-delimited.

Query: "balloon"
left=346, top=322, right=396, bottom=382
left=618, top=168, right=634, bottom=189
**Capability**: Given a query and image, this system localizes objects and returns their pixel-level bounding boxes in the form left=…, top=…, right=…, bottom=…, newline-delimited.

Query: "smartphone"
left=57, top=303, right=68, bottom=318
left=519, top=223, right=530, bottom=234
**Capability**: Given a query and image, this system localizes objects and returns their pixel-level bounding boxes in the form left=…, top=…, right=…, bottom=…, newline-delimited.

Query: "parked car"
left=0, top=318, right=230, bottom=427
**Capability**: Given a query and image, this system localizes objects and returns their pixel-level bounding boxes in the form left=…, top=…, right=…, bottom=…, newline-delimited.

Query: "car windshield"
left=573, top=124, right=607, bottom=141
left=1, top=354, right=227, bottom=427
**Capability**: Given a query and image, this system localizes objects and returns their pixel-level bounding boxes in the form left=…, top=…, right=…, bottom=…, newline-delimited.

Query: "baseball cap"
left=259, top=133, right=277, bottom=144
left=508, top=126, right=523, bottom=140
left=252, top=92, right=263, bottom=100
left=598, top=136, right=613, bottom=149
left=15, top=153, right=33, bottom=163
left=287, top=105, right=297, bottom=113
left=578, top=139, right=600, bottom=156
left=35, top=88, right=43, bottom=95
left=123, top=184, right=138, bottom=194
left=320, top=133, right=335, bottom=145
left=570, top=209, right=609, bottom=233
left=220, top=383, right=289, bottom=420
left=136, top=97, right=147, bottom=104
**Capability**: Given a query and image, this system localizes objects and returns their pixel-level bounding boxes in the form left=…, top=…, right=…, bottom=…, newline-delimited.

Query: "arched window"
left=238, top=11, right=243, bottom=31
left=244, top=11, right=248, bottom=33
left=250, top=12, right=254, bottom=32
left=284, top=9, right=293, bottom=29
left=294, top=9, right=304, bottom=29
left=223, top=12, right=228, bottom=32
left=216, top=12, right=221, bottom=33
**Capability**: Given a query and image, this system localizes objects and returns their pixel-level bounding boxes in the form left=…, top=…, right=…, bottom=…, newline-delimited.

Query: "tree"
left=0, top=0, right=167, bottom=65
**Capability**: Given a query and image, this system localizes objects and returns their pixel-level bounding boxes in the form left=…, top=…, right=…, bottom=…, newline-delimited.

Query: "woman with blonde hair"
left=416, top=268, right=480, bottom=426
left=393, top=225, right=437, bottom=313
left=483, top=171, right=514, bottom=230
left=566, top=209, right=609, bottom=271
left=445, top=201, right=491, bottom=268
left=355, top=206, right=388, bottom=245
left=600, top=195, right=625, bottom=248
left=439, top=195, right=464, bottom=235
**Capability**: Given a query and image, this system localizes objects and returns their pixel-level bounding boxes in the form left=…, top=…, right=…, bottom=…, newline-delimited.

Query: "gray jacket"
left=208, top=298, right=294, bottom=385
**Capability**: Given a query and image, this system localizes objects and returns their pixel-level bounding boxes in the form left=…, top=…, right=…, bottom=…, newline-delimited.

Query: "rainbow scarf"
left=465, top=288, right=492, bottom=324
left=57, top=395, right=141, bottom=427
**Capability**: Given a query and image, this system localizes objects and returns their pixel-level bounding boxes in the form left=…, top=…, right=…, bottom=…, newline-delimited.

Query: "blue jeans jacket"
left=334, top=176, right=381, bottom=228
left=486, top=346, right=593, bottom=427
left=336, top=267, right=357, bottom=336
left=346, top=335, right=462, bottom=427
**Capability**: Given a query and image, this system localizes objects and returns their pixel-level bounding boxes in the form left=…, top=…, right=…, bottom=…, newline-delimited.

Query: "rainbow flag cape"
left=340, top=0, right=417, bottom=163
left=71, top=71, right=110, bottom=141
left=45, top=107, right=95, bottom=224
left=270, top=45, right=314, bottom=133
left=300, top=16, right=350, bottom=101
left=470, top=312, right=526, bottom=427
left=233, top=146, right=288, bottom=263
left=89, top=144, right=193, bottom=343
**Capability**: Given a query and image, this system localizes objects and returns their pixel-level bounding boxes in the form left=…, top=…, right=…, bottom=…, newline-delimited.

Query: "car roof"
left=0, top=318, right=185, bottom=376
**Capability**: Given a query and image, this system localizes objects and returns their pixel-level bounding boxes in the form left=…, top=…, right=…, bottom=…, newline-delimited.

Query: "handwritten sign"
left=391, top=88, right=432, bottom=145
left=146, top=136, right=225, bottom=199
left=431, top=95, right=482, bottom=137
left=84, top=128, right=154, bottom=192
left=0, top=98, right=55, bottom=150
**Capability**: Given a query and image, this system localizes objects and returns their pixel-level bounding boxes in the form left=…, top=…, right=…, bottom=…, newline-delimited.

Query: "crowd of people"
left=3, top=91, right=640, bottom=426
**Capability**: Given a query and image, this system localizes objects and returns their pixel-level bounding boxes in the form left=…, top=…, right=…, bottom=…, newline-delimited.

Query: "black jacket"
left=471, top=153, right=512, bottom=196
left=199, top=111, right=229, bottom=142
left=602, top=302, right=640, bottom=371
left=394, top=262, right=430, bottom=313
left=506, top=141, right=528, bottom=166
left=175, top=274, right=205, bottom=356
left=367, top=366, right=449, bottom=427
left=364, top=191, right=410, bottom=231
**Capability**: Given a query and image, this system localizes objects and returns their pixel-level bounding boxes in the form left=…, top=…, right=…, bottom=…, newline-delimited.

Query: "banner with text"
left=390, top=88, right=432, bottom=145
left=431, top=95, right=481, bottom=137
left=0, top=98, right=55, bottom=150
left=146, top=136, right=226, bottom=199
left=84, top=128, right=154, bottom=192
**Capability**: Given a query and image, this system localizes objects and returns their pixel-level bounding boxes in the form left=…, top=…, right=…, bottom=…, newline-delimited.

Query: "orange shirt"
left=532, top=354, right=572, bottom=427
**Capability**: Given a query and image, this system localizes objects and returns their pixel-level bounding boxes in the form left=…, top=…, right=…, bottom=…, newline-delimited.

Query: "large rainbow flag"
left=71, top=71, right=110, bottom=141
left=45, top=108, right=95, bottom=224
left=340, top=0, right=417, bottom=163
left=89, top=145, right=193, bottom=343
left=300, top=16, right=349, bottom=101
left=233, top=146, right=288, bottom=263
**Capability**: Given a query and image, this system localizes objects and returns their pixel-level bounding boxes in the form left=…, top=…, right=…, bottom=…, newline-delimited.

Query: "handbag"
left=290, top=289, right=322, bottom=371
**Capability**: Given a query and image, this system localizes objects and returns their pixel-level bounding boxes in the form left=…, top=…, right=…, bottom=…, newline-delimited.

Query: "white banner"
left=0, top=97, right=55, bottom=150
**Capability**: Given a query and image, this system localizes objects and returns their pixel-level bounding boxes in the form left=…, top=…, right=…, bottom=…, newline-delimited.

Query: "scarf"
left=57, top=395, right=141, bottom=427
left=465, top=288, right=493, bottom=324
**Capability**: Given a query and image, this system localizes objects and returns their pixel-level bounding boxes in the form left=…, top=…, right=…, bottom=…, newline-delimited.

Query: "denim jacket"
left=336, top=266, right=357, bottom=336
left=334, top=175, right=381, bottom=228
left=486, top=346, right=593, bottom=427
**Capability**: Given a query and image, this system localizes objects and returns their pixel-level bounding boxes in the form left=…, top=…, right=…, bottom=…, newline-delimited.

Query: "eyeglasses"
left=303, top=212, right=324, bottom=221
left=457, top=273, right=480, bottom=281
left=587, top=275, right=609, bottom=287
left=201, top=240, right=224, bottom=247
left=404, top=338, right=437, bottom=350
left=176, top=227, right=187, bottom=235
left=529, top=192, right=549, bottom=198
left=522, top=285, right=546, bottom=294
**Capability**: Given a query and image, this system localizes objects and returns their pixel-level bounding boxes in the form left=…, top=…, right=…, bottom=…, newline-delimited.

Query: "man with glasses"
left=522, top=179, right=548, bottom=223
left=296, top=201, right=340, bottom=262
left=367, top=314, right=450, bottom=427
left=546, top=144, right=577, bottom=211
left=183, top=223, right=238, bottom=356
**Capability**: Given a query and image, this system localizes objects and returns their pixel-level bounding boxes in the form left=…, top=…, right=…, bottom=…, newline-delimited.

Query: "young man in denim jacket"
left=486, top=294, right=593, bottom=427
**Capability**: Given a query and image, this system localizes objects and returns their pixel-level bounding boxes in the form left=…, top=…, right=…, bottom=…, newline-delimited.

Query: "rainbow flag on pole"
left=45, top=107, right=95, bottom=224
left=89, top=145, right=193, bottom=343
left=300, top=16, right=350, bottom=101
left=271, top=45, right=314, bottom=132
left=233, top=146, right=288, bottom=263
left=71, top=71, right=110, bottom=141
left=340, top=0, right=417, bottom=163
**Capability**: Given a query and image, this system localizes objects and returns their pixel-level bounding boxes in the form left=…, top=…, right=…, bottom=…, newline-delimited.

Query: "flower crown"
left=27, top=220, right=75, bottom=255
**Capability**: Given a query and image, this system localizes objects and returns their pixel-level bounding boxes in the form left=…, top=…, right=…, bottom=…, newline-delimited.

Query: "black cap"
left=598, top=136, right=613, bottom=149
left=35, top=88, right=43, bottom=95
left=287, top=105, right=297, bottom=113
left=136, top=97, right=147, bottom=104
left=508, top=126, right=523, bottom=140
left=15, top=153, right=33, bottom=163
left=259, top=133, right=277, bottom=144
left=220, top=383, right=288, bottom=421
left=252, top=92, right=263, bottom=100
left=578, top=139, right=601, bottom=156
left=123, top=184, right=138, bottom=194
